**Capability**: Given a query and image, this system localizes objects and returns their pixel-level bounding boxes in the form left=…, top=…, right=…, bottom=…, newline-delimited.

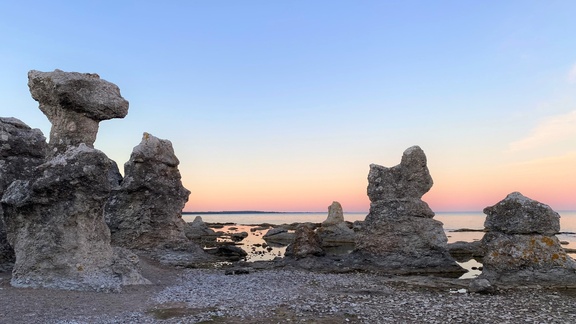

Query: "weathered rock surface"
left=322, top=201, right=345, bottom=226
left=105, top=133, right=194, bottom=251
left=479, top=192, right=576, bottom=286
left=447, top=241, right=484, bottom=260
left=354, top=146, right=465, bottom=275
left=285, top=225, right=325, bottom=259
left=317, top=201, right=355, bottom=245
left=484, top=192, right=560, bottom=235
left=28, top=69, right=128, bottom=154
left=263, top=227, right=296, bottom=245
left=184, top=216, right=217, bottom=243
left=0, top=117, right=48, bottom=271
left=1, top=144, right=149, bottom=291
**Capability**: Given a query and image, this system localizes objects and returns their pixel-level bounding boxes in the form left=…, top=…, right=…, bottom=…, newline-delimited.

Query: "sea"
left=182, top=211, right=576, bottom=279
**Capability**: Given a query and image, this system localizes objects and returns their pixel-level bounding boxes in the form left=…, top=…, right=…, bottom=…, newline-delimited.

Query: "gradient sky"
left=1, top=1, right=575, bottom=212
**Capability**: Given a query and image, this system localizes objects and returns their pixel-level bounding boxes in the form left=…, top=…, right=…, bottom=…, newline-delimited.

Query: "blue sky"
left=1, top=1, right=575, bottom=212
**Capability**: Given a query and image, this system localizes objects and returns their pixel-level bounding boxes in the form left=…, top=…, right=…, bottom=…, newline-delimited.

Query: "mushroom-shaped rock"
left=28, top=69, right=128, bottom=154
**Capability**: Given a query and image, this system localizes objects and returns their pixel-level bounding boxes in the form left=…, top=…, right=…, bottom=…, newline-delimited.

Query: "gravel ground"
left=1, top=258, right=576, bottom=323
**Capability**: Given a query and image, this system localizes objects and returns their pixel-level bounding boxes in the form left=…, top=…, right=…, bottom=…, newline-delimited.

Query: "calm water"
left=183, top=211, right=576, bottom=233
left=182, top=211, right=576, bottom=278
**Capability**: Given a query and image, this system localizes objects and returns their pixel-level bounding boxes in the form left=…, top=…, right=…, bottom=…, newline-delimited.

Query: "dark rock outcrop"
left=184, top=216, right=218, bottom=243
left=0, top=117, right=48, bottom=271
left=263, top=227, right=295, bottom=245
left=105, top=133, right=196, bottom=252
left=354, top=146, right=465, bottom=275
left=478, top=192, right=576, bottom=286
left=28, top=69, right=128, bottom=155
left=1, top=145, right=149, bottom=291
left=317, top=201, right=355, bottom=245
left=285, top=225, right=325, bottom=259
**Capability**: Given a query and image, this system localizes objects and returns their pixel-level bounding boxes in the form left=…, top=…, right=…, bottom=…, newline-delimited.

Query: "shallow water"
left=183, top=211, right=576, bottom=278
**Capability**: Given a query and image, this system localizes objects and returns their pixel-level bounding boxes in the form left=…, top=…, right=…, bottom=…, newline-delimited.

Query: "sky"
left=1, top=1, right=575, bottom=213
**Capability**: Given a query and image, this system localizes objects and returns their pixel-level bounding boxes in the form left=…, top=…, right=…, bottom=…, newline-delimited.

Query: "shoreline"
left=2, top=256, right=576, bottom=323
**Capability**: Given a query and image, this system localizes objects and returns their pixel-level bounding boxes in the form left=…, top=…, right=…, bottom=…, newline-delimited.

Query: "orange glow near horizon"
left=183, top=151, right=576, bottom=213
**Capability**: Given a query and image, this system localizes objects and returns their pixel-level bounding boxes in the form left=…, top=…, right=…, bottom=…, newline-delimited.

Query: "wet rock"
left=184, top=216, right=217, bottom=243
left=468, top=278, right=496, bottom=294
left=447, top=241, right=484, bottom=258
left=285, top=225, right=325, bottom=259
left=1, top=144, right=149, bottom=291
left=0, top=117, right=48, bottom=271
left=263, top=227, right=295, bottom=245
left=317, top=202, right=355, bottom=245
left=27, top=69, right=128, bottom=155
left=105, top=133, right=192, bottom=251
left=230, top=231, right=249, bottom=242
left=479, top=192, right=576, bottom=286
left=354, top=146, right=465, bottom=275
left=213, top=245, right=248, bottom=261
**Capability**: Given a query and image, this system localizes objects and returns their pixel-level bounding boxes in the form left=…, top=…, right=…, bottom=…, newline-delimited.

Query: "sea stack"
left=27, top=69, right=128, bottom=155
left=105, top=133, right=194, bottom=250
left=354, top=146, right=465, bottom=275
left=477, top=192, right=576, bottom=286
left=0, top=70, right=148, bottom=291
left=317, top=201, right=355, bottom=245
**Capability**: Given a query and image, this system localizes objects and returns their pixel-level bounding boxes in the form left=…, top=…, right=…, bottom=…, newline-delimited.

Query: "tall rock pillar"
left=354, top=146, right=465, bottom=275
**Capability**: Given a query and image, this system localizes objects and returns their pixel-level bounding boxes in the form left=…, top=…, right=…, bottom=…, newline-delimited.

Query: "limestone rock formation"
left=478, top=192, right=576, bottom=286
left=354, top=146, right=465, bottom=275
left=105, top=133, right=192, bottom=250
left=285, top=225, right=325, bottom=259
left=317, top=201, right=355, bottom=245
left=28, top=69, right=128, bottom=154
left=263, top=227, right=296, bottom=245
left=1, top=144, right=149, bottom=291
left=184, top=216, right=217, bottom=243
left=0, top=117, right=48, bottom=271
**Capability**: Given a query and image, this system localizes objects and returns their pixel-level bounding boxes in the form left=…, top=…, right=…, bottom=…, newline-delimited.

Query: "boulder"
left=1, top=144, right=149, bottom=291
left=479, top=192, right=576, bottom=286
left=28, top=69, right=128, bottom=154
left=447, top=241, right=484, bottom=259
left=468, top=278, right=495, bottom=294
left=105, top=133, right=193, bottom=251
left=263, top=227, right=295, bottom=245
left=317, top=201, right=355, bottom=245
left=484, top=192, right=560, bottom=235
left=285, top=225, right=325, bottom=259
left=354, top=146, right=465, bottom=275
left=184, top=216, right=217, bottom=242
left=0, top=117, right=48, bottom=271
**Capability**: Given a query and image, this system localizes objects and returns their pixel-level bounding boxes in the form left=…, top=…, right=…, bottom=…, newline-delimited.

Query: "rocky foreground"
left=1, top=256, right=575, bottom=324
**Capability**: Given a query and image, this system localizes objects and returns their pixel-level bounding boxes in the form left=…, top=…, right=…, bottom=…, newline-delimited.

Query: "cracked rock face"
left=105, top=133, right=192, bottom=250
left=479, top=192, right=576, bottom=286
left=355, top=146, right=464, bottom=275
left=0, top=117, right=48, bottom=271
left=28, top=69, right=128, bottom=154
left=1, top=145, right=149, bottom=291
